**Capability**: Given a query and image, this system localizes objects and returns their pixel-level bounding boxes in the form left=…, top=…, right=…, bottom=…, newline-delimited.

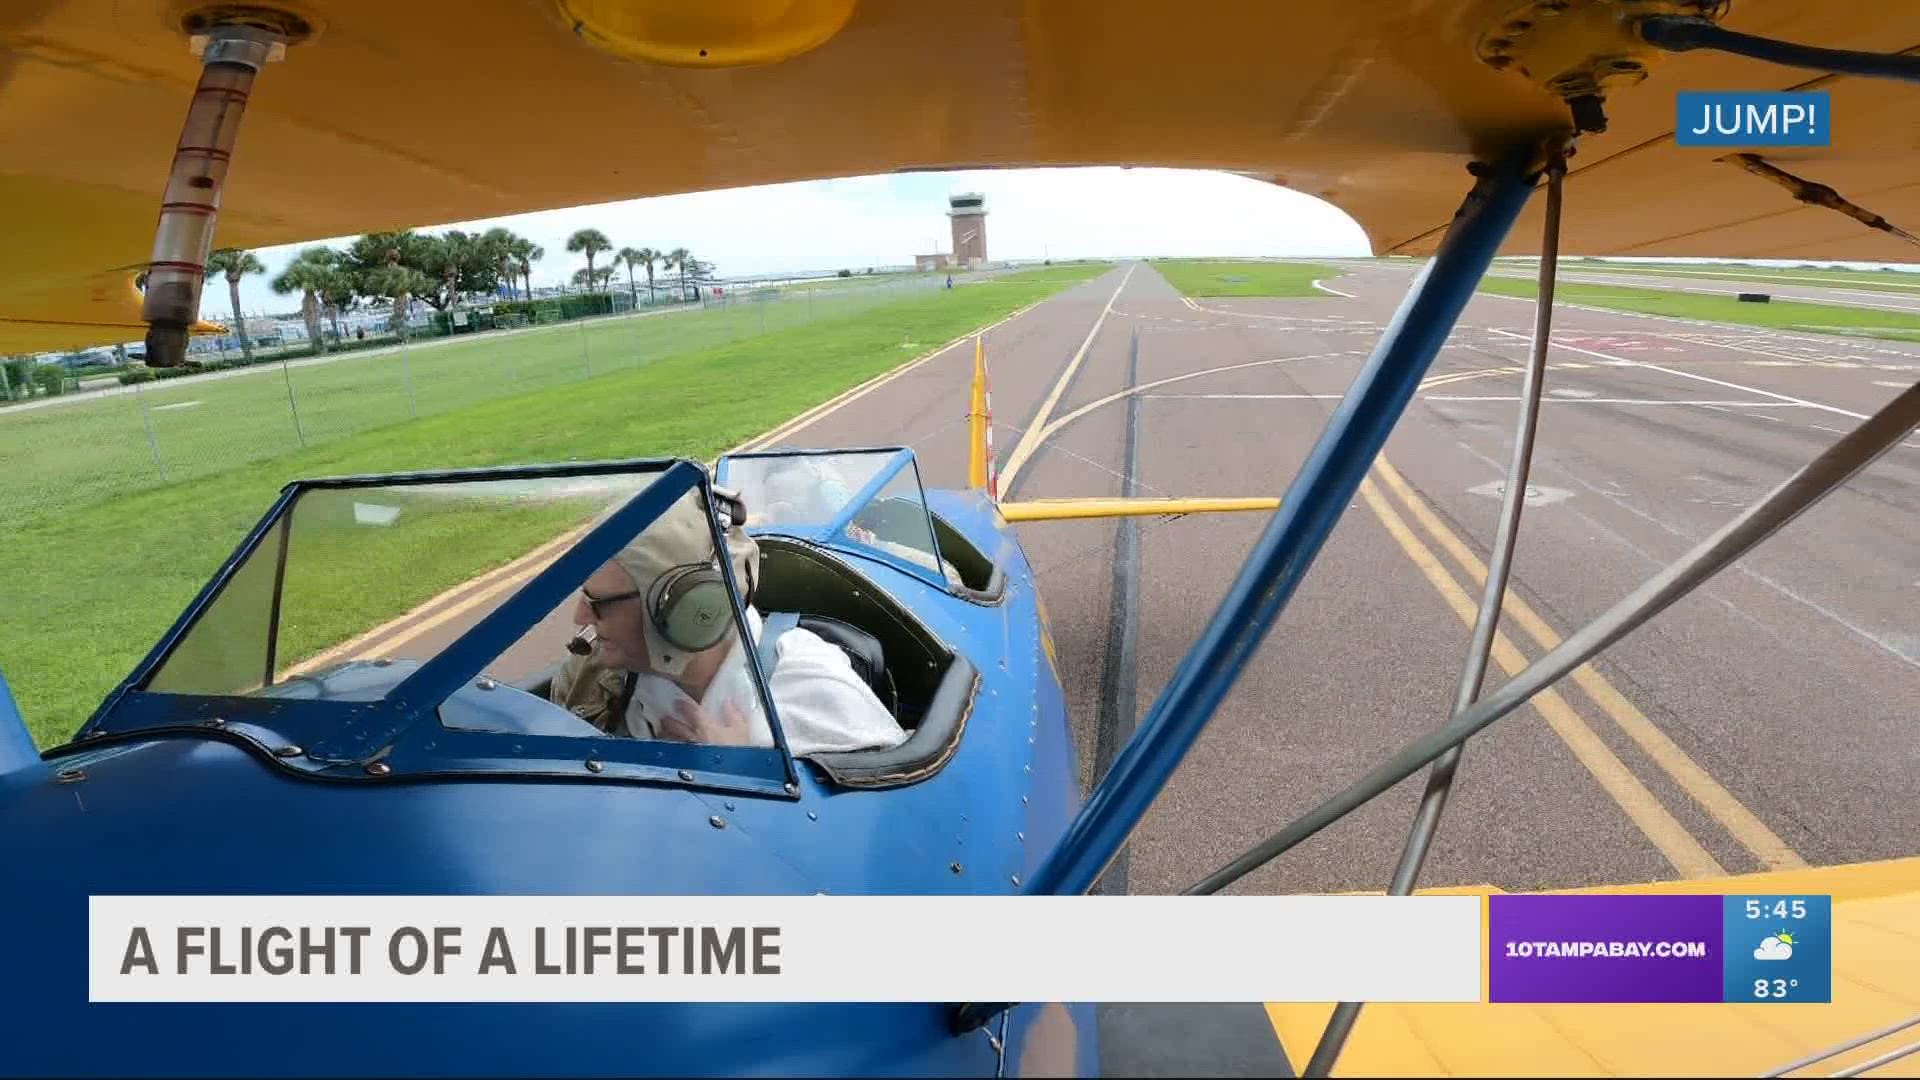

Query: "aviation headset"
left=644, top=562, right=735, bottom=653
left=644, top=487, right=756, bottom=655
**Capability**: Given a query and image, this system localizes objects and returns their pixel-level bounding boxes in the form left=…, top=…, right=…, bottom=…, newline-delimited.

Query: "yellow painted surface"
left=968, top=336, right=989, bottom=492
left=1370, top=456, right=1810, bottom=873
left=998, top=496, right=1281, bottom=522
left=1268, top=858, right=1920, bottom=1077
left=1356, top=476, right=1725, bottom=879
left=12, top=4, right=1920, bottom=350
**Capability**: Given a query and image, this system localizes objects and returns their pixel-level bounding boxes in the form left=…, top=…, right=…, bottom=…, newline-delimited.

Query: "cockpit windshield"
left=146, top=470, right=667, bottom=696
left=720, top=448, right=957, bottom=588
left=110, top=462, right=799, bottom=794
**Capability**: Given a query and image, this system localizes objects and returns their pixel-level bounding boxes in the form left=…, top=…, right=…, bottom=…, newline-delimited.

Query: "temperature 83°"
left=1754, top=977, right=1802, bottom=999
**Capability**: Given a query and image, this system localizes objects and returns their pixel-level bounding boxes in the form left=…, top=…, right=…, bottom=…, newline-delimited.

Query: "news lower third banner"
left=90, top=894, right=1831, bottom=1004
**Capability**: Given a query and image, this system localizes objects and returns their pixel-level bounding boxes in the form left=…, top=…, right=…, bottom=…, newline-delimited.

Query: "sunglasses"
left=579, top=586, right=644, bottom=620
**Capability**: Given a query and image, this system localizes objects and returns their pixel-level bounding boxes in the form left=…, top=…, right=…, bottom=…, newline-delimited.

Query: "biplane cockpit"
left=81, top=448, right=994, bottom=797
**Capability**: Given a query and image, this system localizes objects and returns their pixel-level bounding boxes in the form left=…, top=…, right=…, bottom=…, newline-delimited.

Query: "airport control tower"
left=948, top=193, right=988, bottom=268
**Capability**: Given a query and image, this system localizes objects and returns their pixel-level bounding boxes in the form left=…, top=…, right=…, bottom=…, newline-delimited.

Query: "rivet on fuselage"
left=585, top=758, right=604, bottom=773
left=365, top=761, right=391, bottom=776
left=275, top=745, right=303, bottom=758
left=950, top=862, right=963, bottom=875
left=784, top=782, right=798, bottom=795
left=807, top=811, right=818, bottom=821
left=678, top=769, right=694, bottom=782
left=55, top=768, right=85, bottom=784
left=709, top=815, right=727, bottom=829
left=1011, top=875, right=1021, bottom=886
left=476, top=677, right=497, bottom=691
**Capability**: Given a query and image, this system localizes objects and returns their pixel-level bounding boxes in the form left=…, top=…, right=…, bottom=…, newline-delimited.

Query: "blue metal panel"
left=0, top=665, right=40, bottom=781
left=0, top=738, right=1008, bottom=1077
left=1021, top=148, right=1541, bottom=899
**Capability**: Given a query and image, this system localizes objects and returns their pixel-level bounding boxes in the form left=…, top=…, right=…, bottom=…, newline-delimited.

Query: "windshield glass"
left=121, top=464, right=801, bottom=789
left=726, top=450, right=893, bottom=531
left=146, top=470, right=665, bottom=696
left=843, top=463, right=949, bottom=582
left=723, top=448, right=954, bottom=586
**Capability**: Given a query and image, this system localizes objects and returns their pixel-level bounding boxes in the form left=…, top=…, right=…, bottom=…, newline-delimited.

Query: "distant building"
left=948, top=193, right=988, bottom=268
left=914, top=253, right=955, bottom=272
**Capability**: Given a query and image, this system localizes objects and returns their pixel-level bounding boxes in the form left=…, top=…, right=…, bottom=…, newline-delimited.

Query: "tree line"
left=203, top=228, right=704, bottom=361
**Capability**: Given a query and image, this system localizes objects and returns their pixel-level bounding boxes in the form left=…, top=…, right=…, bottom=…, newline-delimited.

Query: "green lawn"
left=0, top=275, right=971, bottom=534
left=1, top=261, right=1110, bottom=748
left=1152, top=260, right=1339, bottom=298
left=1552, top=259, right=1920, bottom=295
left=1478, top=277, right=1920, bottom=342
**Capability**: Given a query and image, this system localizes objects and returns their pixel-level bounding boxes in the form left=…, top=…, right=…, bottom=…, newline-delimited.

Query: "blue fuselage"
left=0, top=489, right=1093, bottom=1077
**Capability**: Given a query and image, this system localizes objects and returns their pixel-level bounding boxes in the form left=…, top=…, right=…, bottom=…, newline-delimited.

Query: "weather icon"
left=1755, top=931, right=1796, bottom=961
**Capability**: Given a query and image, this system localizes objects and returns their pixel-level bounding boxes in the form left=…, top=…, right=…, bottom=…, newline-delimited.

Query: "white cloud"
left=1754, top=936, right=1793, bottom=961
left=208, top=167, right=1371, bottom=317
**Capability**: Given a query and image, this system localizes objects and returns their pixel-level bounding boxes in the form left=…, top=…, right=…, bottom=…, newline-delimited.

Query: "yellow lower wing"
left=1268, top=857, right=1920, bottom=1077
left=969, top=335, right=1280, bottom=525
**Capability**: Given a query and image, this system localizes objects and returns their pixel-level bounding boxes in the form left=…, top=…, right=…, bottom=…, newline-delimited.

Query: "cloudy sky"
left=210, top=167, right=1374, bottom=316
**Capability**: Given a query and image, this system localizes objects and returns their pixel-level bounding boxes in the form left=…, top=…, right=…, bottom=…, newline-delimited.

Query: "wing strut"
left=141, top=19, right=296, bottom=367
left=1179, top=366, right=1920, bottom=900
left=950, top=138, right=1547, bottom=1033
left=1302, top=141, right=1569, bottom=1078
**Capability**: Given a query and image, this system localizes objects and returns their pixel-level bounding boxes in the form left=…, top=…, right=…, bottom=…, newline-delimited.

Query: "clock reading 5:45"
left=1745, top=898, right=1807, bottom=920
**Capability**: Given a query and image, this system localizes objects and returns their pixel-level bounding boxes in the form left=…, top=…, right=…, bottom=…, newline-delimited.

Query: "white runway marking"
left=151, top=401, right=203, bottom=411
left=1487, top=328, right=1871, bottom=420
left=1311, top=279, right=1356, bottom=298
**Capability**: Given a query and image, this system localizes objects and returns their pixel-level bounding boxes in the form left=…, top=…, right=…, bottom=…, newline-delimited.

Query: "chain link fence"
left=0, top=271, right=959, bottom=533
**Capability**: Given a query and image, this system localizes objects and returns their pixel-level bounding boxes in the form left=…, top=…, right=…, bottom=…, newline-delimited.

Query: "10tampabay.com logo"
left=1677, top=91, right=1829, bottom=146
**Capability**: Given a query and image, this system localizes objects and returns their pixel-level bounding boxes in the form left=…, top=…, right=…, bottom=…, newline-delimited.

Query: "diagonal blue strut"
left=1022, top=146, right=1542, bottom=901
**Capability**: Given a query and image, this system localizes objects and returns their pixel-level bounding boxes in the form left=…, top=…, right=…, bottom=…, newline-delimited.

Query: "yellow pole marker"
left=968, top=333, right=989, bottom=491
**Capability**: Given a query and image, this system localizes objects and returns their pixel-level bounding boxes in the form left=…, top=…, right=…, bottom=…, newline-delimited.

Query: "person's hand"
left=657, top=698, right=753, bottom=746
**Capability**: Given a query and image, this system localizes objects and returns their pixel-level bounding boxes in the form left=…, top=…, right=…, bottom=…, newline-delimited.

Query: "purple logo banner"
left=1489, top=895, right=1723, bottom=1003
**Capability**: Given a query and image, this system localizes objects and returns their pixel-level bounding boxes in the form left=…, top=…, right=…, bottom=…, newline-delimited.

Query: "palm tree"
left=367, top=245, right=431, bottom=339
left=511, top=239, right=542, bottom=301
left=317, top=266, right=354, bottom=343
left=566, top=229, right=611, bottom=294
left=616, top=247, right=646, bottom=306
left=636, top=247, right=659, bottom=304
left=482, top=228, right=518, bottom=300
left=664, top=247, right=692, bottom=302
left=269, top=247, right=338, bottom=355
left=205, top=248, right=265, bottom=362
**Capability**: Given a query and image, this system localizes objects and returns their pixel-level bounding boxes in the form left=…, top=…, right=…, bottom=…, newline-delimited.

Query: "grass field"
left=1550, top=259, right=1920, bottom=294
left=1478, top=277, right=1920, bottom=342
left=0, top=276, right=964, bottom=534
left=1, top=262, right=1110, bottom=748
left=1152, top=260, right=1338, bottom=297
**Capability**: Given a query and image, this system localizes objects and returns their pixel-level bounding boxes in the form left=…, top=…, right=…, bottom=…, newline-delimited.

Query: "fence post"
left=399, top=334, right=418, bottom=419
left=131, top=376, right=169, bottom=482
left=578, top=309, right=593, bottom=378
left=277, top=349, right=307, bottom=447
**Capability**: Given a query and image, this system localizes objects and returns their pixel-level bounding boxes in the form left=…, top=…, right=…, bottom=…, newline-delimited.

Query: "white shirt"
left=621, top=607, right=910, bottom=758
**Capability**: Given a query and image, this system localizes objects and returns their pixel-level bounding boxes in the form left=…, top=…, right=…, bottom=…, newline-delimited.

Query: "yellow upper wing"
left=5, top=1, right=1920, bottom=351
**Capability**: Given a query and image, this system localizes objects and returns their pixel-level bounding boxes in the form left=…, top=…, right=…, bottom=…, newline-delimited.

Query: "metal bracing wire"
left=1302, top=147, right=1568, bottom=1079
